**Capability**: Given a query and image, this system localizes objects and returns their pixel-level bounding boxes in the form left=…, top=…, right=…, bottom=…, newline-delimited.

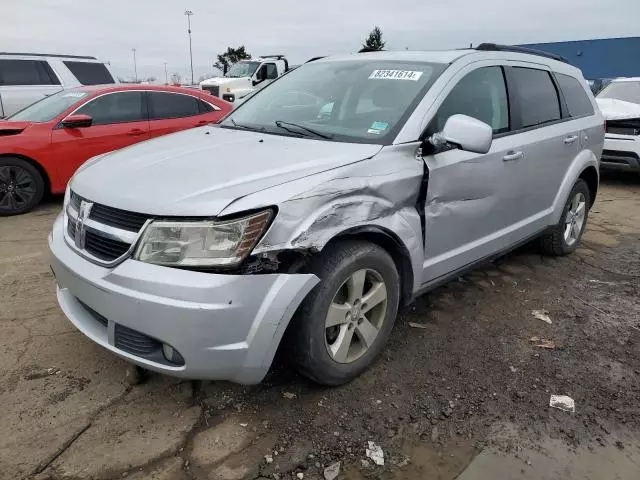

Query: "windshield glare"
left=223, top=60, right=445, bottom=143
left=597, top=81, right=640, bottom=104
left=9, top=90, right=87, bottom=122
left=226, top=61, right=260, bottom=78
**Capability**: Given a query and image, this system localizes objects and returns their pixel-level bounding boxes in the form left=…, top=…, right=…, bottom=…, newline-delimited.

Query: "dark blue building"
left=518, top=36, right=640, bottom=80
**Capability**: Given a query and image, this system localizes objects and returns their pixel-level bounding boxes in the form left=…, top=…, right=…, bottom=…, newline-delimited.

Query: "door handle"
left=127, top=129, right=146, bottom=136
left=503, top=151, right=524, bottom=162
left=195, top=120, right=209, bottom=126
left=564, top=135, right=578, bottom=145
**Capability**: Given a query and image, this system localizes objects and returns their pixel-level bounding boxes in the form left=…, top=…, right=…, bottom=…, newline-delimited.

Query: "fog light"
left=162, top=343, right=185, bottom=365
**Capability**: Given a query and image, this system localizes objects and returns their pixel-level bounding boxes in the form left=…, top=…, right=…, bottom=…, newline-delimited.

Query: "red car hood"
left=0, top=120, right=32, bottom=135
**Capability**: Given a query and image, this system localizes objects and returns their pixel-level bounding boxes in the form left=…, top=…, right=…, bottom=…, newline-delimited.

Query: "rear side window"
left=148, top=92, right=200, bottom=119
left=556, top=73, right=594, bottom=117
left=0, top=59, right=60, bottom=86
left=198, top=99, right=216, bottom=113
left=76, top=91, right=145, bottom=125
left=63, top=61, right=115, bottom=85
left=512, top=68, right=561, bottom=128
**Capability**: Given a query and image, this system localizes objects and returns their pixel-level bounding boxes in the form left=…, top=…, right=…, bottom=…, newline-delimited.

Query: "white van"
left=0, top=52, right=117, bottom=117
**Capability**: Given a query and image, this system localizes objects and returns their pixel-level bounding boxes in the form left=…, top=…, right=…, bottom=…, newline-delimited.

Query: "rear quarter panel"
left=551, top=115, right=603, bottom=224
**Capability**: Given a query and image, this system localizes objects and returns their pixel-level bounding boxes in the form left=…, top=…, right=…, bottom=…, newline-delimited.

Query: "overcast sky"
left=2, top=1, right=638, bottom=83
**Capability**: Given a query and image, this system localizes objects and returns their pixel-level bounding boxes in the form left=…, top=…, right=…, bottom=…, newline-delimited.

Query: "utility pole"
left=163, top=62, right=168, bottom=85
left=132, top=48, right=138, bottom=83
left=184, top=10, right=194, bottom=85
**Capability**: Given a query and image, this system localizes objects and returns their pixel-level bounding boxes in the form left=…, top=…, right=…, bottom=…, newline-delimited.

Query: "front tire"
left=289, top=241, right=400, bottom=386
left=0, top=157, right=44, bottom=216
left=539, top=179, right=590, bottom=256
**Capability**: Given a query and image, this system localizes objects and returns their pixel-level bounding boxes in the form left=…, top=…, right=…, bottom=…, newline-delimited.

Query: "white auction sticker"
left=369, top=70, right=424, bottom=81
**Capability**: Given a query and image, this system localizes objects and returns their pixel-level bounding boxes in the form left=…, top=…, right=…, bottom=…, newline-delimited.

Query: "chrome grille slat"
left=66, top=190, right=151, bottom=265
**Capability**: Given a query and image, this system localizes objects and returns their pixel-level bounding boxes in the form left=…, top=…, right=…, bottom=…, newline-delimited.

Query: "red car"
left=0, top=85, right=232, bottom=215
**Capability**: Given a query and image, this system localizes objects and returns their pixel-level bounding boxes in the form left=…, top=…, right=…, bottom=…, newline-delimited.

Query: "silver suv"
left=49, top=45, right=604, bottom=385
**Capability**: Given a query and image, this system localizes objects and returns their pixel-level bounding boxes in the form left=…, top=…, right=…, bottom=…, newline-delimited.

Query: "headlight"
left=134, top=210, right=273, bottom=268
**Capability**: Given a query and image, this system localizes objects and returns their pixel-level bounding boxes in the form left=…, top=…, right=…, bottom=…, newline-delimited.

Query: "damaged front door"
left=420, top=66, right=518, bottom=284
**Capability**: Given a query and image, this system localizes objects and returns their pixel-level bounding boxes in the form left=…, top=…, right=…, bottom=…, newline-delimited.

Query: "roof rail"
left=475, top=43, right=569, bottom=64
left=0, top=52, right=97, bottom=60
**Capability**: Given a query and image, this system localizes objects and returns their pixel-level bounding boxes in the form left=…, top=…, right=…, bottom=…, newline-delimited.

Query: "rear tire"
left=539, top=179, right=590, bottom=256
left=289, top=241, right=400, bottom=386
left=0, top=157, right=44, bottom=216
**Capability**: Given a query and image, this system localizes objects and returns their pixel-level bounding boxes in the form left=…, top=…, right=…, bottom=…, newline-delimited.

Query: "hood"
left=200, top=77, right=252, bottom=87
left=596, top=98, right=640, bottom=120
left=71, top=126, right=382, bottom=216
left=0, top=120, right=32, bottom=136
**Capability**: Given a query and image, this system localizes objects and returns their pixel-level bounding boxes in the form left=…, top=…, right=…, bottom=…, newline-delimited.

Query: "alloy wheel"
left=0, top=165, right=36, bottom=213
left=324, top=268, right=388, bottom=364
left=564, top=192, right=586, bottom=246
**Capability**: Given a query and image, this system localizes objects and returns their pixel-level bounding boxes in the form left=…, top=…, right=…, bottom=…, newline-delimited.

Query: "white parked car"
left=199, top=56, right=289, bottom=103
left=596, top=77, right=640, bottom=173
left=0, top=52, right=117, bottom=117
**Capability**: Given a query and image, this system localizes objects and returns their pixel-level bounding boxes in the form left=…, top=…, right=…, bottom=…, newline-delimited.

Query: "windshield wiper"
left=228, top=118, right=266, bottom=132
left=274, top=120, right=333, bottom=140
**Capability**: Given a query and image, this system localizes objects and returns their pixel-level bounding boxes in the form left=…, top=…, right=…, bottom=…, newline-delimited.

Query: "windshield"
left=226, top=61, right=260, bottom=78
left=9, top=90, right=88, bottom=122
left=222, top=60, right=446, bottom=144
left=597, top=81, right=640, bottom=104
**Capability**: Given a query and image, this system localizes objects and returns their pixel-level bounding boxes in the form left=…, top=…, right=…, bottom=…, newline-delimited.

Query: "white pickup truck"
left=199, top=55, right=289, bottom=103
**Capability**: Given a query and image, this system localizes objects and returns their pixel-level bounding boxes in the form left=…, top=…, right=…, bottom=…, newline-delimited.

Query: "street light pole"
left=163, top=62, right=168, bottom=85
left=184, top=10, right=194, bottom=85
left=132, top=48, right=138, bottom=83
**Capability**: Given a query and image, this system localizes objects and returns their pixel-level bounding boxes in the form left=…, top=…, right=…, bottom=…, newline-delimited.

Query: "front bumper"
left=49, top=214, right=319, bottom=384
left=601, top=136, right=640, bottom=172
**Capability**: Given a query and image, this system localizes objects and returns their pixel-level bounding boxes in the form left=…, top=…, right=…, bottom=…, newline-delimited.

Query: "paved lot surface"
left=1, top=174, right=638, bottom=480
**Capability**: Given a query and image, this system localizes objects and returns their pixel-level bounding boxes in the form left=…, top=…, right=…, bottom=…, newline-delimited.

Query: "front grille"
left=70, top=192, right=149, bottom=232
left=114, top=323, right=160, bottom=356
left=202, top=85, right=220, bottom=97
left=67, top=190, right=151, bottom=263
left=602, top=149, right=639, bottom=163
left=70, top=191, right=82, bottom=211
left=67, top=220, right=77, bottom=238
left=84, top=231, right=130, bottom=261
left=90, top=203, right=148, bottom=232
left=606, top=119, right=640, bottom=136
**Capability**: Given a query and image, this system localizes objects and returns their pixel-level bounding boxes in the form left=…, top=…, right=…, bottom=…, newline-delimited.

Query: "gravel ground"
left=0, top=173, right=638, bottom=480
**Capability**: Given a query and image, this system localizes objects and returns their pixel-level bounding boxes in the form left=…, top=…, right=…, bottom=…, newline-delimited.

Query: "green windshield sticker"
left=367, top=121, right=389, bottom=134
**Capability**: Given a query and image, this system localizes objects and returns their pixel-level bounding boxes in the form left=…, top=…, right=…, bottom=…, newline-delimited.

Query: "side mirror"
left=62, top=114, right=93, bottom=129
left=438, top=114, right=493, bottom=154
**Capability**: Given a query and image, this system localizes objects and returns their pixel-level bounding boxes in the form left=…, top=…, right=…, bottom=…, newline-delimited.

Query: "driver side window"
left=265, top=63, right=278, bottom=80
left=431, top=66, right=509, bottom=135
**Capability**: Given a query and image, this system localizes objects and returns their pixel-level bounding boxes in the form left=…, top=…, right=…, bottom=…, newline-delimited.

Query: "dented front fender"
left=220, top=144, right=426, bottom=294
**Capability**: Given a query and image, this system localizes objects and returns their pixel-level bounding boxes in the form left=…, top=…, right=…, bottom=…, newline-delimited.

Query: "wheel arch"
left=0, top=153, right=51, bottom=196
left=323, top=225, right=415, bottom=307
left=578, top=165, right=598, bottom=208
